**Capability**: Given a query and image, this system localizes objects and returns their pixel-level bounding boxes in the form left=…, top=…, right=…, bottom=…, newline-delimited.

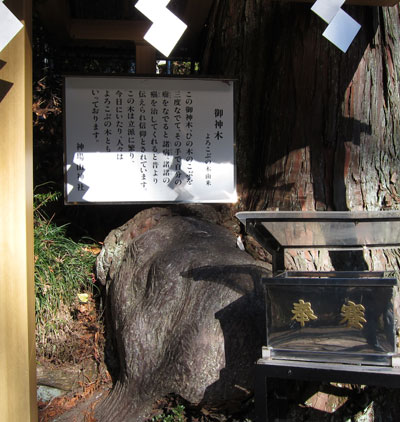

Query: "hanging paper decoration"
left=311, top=0, right=361, bottom=53
left=135, top=0, right=187, bottom=57
left=0, top=0, right=24, bottom=53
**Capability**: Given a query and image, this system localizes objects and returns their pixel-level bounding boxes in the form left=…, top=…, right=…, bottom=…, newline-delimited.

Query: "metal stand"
left=255, top=359, right=400, bottom=421
left=235, top=211, right=400, bottom=422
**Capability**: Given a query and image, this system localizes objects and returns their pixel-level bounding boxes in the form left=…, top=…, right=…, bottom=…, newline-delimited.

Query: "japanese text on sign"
left=65, top=77, right=236, bottom=203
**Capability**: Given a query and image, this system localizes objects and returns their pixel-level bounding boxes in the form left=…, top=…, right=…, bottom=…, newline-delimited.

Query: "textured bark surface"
left=201, top=1, right=400, bottom=419
left=95, top=207, right=268, bottom=421
left=202, top=0, right=400, bottom=286
left=202, top=1, right=400, bottom=215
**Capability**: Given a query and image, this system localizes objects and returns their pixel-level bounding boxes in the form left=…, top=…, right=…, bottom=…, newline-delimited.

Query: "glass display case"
left=236, top=211, right=400, bottom=366
left=264, top=271, right=396, bottom=365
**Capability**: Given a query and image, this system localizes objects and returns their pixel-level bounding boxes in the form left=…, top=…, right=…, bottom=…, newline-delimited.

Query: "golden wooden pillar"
left=0, top=0, right=37, bottom=420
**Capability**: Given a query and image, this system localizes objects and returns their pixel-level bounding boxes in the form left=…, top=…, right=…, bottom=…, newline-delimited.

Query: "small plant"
left=151, top=404, right=185, bottom=422
left=34, top=188, right=99, bottom=359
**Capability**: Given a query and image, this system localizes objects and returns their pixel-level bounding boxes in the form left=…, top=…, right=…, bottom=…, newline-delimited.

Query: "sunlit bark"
left=202, top=1, right=400, bottom=215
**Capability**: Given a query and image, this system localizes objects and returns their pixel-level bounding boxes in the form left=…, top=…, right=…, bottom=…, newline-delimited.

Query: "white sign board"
left=64, top=76, right=236, bottom=203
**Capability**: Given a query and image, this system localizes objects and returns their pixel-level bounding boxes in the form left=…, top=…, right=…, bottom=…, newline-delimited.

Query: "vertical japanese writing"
left=174, top=90, right=182, bottom=186
left=162, top=91, right=171, bottom=184
left=115, top=90, right=124, bottom=160
left=205, top=133, right=211, bottom=186
left=104, top=90, right=112, bottom=152
left=185, top=91, right=194, bottom=185
left=76, top=143, right=85, bottom=192
left=214, top=108, right=224, bottom=141
left=67, top=77, right=235, bottom=203
left=139, top=90, right=148, bottom=189
left=150, top=90, right=159, bottom=185
left=204, top=107, right=225, bottom=187
left=91, top=89, right=100, bottom=142
left=127, top=90, right=135, bottom=163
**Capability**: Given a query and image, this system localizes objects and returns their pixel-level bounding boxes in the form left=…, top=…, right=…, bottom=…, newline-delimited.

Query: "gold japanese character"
left=291, top=299, right=318, bottom=327
left=340, top=301, right=367, bottom=329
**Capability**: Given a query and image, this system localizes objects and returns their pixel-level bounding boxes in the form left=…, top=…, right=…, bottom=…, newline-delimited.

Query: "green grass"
left=34, top=190, right=99, bottom=359
left=151, top=405, right=185, bottom=422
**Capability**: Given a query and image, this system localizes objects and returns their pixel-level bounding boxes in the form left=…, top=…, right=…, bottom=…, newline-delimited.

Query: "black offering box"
left=236, top=211, right=400, bottom=420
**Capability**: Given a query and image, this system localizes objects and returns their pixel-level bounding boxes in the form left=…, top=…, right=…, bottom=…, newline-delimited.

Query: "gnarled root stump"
left=95, top=207, right=268, bottom=421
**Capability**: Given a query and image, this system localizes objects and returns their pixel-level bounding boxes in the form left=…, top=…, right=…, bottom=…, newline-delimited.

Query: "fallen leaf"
left=78, top=293, right=89, bottom=303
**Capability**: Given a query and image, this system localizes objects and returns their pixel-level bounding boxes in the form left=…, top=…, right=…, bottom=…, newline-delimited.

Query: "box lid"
left=236, top=211, right=400, bottom=251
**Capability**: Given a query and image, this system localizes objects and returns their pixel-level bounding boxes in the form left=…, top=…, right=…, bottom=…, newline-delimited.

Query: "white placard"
left=322, top=9, right=361, bottom=53
left=0, top=0, right=24, bottom=53
left=64, top=77, right=236, bottom=204
left=311, top=0, right=345, bottom=24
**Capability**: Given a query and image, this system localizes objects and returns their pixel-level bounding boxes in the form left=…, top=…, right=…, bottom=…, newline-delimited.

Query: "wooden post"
left=135, top=42, right=156, bottom=74
left=0, top=1, right=37, bottom=421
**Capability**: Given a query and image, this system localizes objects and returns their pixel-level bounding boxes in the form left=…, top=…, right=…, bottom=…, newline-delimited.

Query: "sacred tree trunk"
left=202, top=0, right=400, bottom=418
left=202, top=0, right=400, bottom=213
left=202, top=1, right=400, bottom=270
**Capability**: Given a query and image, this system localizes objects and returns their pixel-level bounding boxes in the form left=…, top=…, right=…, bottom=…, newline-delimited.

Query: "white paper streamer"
left=0, top=0, right=24, bottom=53
left=311, top=0, right=361, bottom=53
left=323, top=9, right=361, bottom=53
left=135, top=0, right=187, bottom=57
left=311, top=0, right=345, bottom=24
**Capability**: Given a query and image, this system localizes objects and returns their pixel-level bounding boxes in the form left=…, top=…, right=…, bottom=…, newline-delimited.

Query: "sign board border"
left=63, top=74, right=237, bottom=205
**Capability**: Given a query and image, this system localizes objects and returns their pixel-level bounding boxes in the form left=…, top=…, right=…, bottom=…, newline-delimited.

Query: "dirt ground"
left=37, top=294, right=111, bottom=422
left=36, top=293, right=400, bottom=422
left=36, top=293, right=256, bottom=422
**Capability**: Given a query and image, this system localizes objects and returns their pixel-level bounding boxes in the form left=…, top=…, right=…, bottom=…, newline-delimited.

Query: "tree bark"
left=201, top=1, right=400, bottom=418
left=202, top=1, right=400, bottom=215
left=202, top=0, right=400, bottom=269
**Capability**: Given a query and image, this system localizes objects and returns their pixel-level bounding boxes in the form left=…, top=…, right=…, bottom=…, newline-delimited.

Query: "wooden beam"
left=70, top=19, right=156, bottom=72
left=0, top=0, right=37, bottom=421
left=173, top=0, right=214, bottom=57
left=291, top=0, right=398, bottom=4
left=182, top=0, right=213, bottom=37
left=122, top=0, right=134, bottom=19
left=135, top=42, right=156, bottom=74
left=35, top=0, right=70, bottom=42
left=295, top=0, right=398, bottom=5
left=36, top=0, right=399, bottom=49
left=69, top=19, right=151, bottom=42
